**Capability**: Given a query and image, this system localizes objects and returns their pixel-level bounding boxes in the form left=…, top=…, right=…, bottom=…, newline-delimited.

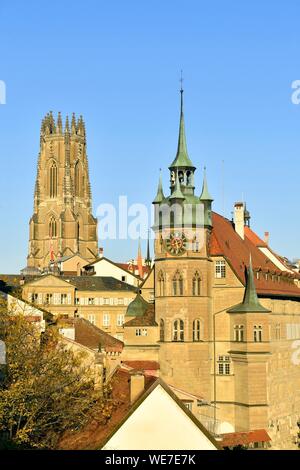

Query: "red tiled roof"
left=244, top=226, right=267, bottom=247
left=116, top=263, right=150, bottom=278
left=57, top=317, right=123, bottom=353
left=211, top=212, right=300, bottom=298
left=59, top=367, right=156, bottom=450
left=221, top=429, right=271, bottom=448
left=121, top=360, right=160, bottom=371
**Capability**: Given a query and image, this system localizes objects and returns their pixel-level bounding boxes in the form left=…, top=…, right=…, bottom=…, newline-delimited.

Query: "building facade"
left=127, top=88, right=300, bottom=449
left=21, top=274, right=136, bottom=340
left=27, top=112, right=98, bottom=270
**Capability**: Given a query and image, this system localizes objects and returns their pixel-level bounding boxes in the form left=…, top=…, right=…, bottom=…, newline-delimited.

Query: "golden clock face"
left=165, top=232, right=187, bottom=255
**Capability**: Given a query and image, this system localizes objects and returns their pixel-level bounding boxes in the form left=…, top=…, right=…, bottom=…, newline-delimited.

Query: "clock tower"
left=153, top=87, right=214, bottom=398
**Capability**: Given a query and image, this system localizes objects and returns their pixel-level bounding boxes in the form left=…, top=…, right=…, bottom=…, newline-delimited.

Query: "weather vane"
left=180, top=70, right=184, bottom=93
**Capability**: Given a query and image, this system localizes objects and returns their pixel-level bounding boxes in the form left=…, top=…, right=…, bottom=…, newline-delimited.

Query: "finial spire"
left=169, top=74, right=195, bottom=169
left=153, top=169, right=165, bottom=204
left=200, top=166, right=213, bottom=201
left=228, top=254, right=270, bottom=313
left=145, top=229, right=152, bottom=267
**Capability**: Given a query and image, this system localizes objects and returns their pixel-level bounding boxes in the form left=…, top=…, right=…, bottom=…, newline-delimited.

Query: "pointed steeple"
left=57, top=112, right=63, bottom=134
left=169, top=86, right=195, bottom=169
left=153, top=170, right=165, bottom=204
left=65, top=115, right=70, bottom=135
left=228, top=255, right=270, bottom=313
left=145, top=229, right=152, bottom=267
left=200, top=167, right=213, bottom=202
left=71, top=112, right=77, bottom=134
left=169, top=171, right=185, bottom=200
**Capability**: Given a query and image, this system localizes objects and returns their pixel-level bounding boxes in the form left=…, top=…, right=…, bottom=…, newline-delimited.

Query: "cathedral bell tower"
left=152, top=86, right=214, bottom=397
left=27, top=112, right=98, bottom=270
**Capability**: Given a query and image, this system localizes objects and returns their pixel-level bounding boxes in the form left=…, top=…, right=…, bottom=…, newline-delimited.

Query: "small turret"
left=153, top=170, right=165, bottom=204
left=57, top=112, right=63, bottom=134
left=199, top=167, right=213, bottom=228
left=71, top=112, right=77, bottom=134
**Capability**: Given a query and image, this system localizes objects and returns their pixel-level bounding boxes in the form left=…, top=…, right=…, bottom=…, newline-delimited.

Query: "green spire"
left=200, top=167, right=213, bottom=202
left=153, top=170, right=165, bottom=204
left=169, top=88, right=195, bottom=169
left=126, top=291, right=150, bottom=317
left=169, top=171, right=185, bottom=200
left=228, top=255, right=270, bottom=313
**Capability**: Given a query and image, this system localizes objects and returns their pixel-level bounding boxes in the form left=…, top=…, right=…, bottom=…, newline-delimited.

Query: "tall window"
left=173, top=319, right=184, bottom=342
left=75, top=161, right=81, bottom=196
left=103, top=313, right=110, bottom=327
left=275, top=323, right=281, bottom=340
left=193, top=319, right=202, bottom=342
left=49, top=216, right=57, bottom=238
left=159, top=319, right=165, bottom=342
left=192, top=272, right=201, bottom=296
left=172, top=271, right=183, bottom=296
left=234, top=325, right=244, bottom=342
left=158, top=271, right=165, bottom=296
left=254, top=325, right=263, bottom=342
left=218, top=355, right=231, bottom=375
left=88, top=314, right=96, bottom=325
left=215, top=260, right=226, bottom=279
left=117, top=314, right=124, bottom=326
left=49, top=161, right=58, bottom=198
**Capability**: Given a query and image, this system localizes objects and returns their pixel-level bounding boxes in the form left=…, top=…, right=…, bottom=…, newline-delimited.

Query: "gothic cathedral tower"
left=27, top=112, right=98, bottom=270
left=153, top=88, right=214, bottom=398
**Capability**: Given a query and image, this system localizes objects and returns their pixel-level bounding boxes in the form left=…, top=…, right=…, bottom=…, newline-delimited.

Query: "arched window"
left=49, top=216, right=57, bottom=238
left=234, top=325, right=244, bottom=342
left=173, top=319, right=184, bottom=342
left=193, top=319, right=202, bottom=341
left=192, top=272, right=201, bottom=296
left=159, top=319, right=165, bottom=342
left=49, top=161, right=57, bottom=198
left=75, top=161, right=81, bottom=196
left=254, top=325, right=263, bottom=342
left=158, top=271, right=165, bottom=296
left=172, top=271, right=183, bottom=296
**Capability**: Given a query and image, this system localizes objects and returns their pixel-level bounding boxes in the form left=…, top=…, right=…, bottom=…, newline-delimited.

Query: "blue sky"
left=0, top=0, right=300, bottom=273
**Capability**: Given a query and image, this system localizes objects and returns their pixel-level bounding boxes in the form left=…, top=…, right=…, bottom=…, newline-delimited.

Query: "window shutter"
left=67, top=293, right=72, bottom=305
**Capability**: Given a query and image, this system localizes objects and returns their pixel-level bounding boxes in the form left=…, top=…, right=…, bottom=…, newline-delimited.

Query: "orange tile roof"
left=211, top=212, right=300, bottom=298
left=221, top=429, right=271, bottom=448
left=58, top=367, right=156, bottom=450
left=121, top=360, right=160, bottom=371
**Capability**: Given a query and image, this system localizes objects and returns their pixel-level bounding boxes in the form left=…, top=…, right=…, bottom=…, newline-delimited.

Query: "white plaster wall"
left=102, top=384, right=217, bottom=450
left=93, top=259, right=138, bottom=287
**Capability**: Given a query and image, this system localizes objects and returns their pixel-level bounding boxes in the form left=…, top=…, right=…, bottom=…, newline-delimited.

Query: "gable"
left=92, top=258, right=138, bottom=285
left=24, top=274, right=75, bottom=289
left=102, top=383, right=218, bottom=450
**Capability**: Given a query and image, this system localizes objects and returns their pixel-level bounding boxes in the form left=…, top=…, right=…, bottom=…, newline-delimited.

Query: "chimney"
left=130, top=370, right=145, bottom=403
left=234, top=202, right=245, bottom=239
left=99, top=247, right=104, bottom=258
left=264, top=232, right=270, bottom=245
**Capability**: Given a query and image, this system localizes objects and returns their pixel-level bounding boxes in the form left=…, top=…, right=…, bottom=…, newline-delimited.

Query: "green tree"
left=0, top=299, right=111, bottom=449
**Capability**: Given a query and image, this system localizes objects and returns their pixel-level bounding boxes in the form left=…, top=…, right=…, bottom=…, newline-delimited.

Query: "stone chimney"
left=234, top=202, right=245, bottom=239
left=264, top=231, right=270, bottom=245
left=130, top=370, right=145, bottom=403
left=99, top=247, right=104, bottom=258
